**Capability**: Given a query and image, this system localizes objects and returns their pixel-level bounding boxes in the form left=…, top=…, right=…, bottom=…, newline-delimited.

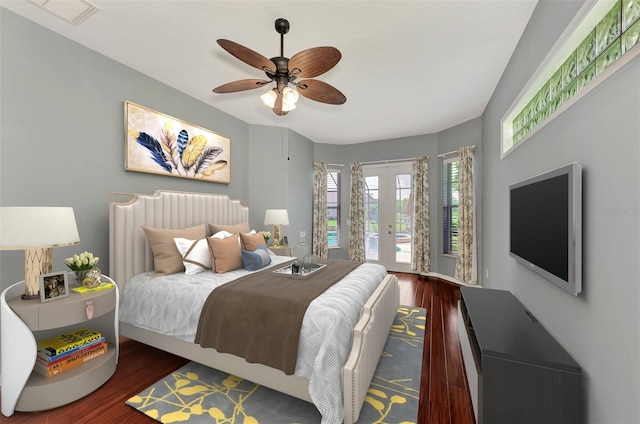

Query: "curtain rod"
left=326, top=163, right=344, bottom=167
left=437, top=145, right=475, bottom=158
left=360, top=158, right=413, bottom=166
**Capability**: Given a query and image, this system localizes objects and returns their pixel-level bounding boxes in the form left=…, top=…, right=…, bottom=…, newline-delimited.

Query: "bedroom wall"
left=248, top=125, right=314, bottom=245
left=0, top=8, right=251, bottom=288
left=313, top=134, right=438, bottom=261
left=433, top=118, right=483, bottom=278
left=482, top=0, right=640, bottom=422
left=313, top=118, right=482, bottom=281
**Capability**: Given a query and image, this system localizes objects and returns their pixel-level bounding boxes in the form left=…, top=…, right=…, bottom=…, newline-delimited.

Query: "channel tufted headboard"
left=109, top=190, right=249, bottom=289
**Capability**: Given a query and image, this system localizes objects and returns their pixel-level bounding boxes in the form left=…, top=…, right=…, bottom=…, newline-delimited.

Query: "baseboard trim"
left=423, top=272, right=482, bottom=288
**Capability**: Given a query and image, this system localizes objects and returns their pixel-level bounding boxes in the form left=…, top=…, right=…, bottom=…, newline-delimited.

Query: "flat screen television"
left=509, top=162, right=582, bottom=295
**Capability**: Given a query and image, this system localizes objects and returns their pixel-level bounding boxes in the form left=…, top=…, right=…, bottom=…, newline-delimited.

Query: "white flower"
left=65, top=251, right=100, bottom=271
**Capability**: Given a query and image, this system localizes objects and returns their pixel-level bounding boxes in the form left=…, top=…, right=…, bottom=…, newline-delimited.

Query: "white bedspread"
left=119, top=254, right=387, bottom=424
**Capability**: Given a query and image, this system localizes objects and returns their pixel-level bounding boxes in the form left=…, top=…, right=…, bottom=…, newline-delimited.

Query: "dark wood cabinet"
left=457, top=287, right=583, bottom=423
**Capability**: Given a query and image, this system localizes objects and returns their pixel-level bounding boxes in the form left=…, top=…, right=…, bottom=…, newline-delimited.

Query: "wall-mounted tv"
left=509, top=162, right=582, bottom=295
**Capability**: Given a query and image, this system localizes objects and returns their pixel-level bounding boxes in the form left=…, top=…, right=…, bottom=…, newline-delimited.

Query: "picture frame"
left=40, top=271, right=70, bottom=303
left=283, top=236, right=289, bottom=246
left=125, top=101, right=231, bottom=184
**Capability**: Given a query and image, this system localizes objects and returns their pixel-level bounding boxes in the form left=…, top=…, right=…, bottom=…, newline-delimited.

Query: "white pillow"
left=173, top=238, right=211, bottom=275
left=211, top=230, right=233, bottom=239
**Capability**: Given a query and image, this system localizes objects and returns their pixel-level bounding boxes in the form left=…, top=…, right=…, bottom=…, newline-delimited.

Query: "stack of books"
left=35, top=328, right=107, bottom=378
left=71, top=281, right=114, bottom=294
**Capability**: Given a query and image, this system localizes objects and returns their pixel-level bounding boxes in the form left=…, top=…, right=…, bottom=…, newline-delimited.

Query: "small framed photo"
left=283, top=236, right=289, bottom=246
left=40, top=271, right=70, bottom=303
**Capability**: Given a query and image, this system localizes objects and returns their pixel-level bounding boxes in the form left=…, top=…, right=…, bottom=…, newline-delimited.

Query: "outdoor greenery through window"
left=327, top=170, right=341, bottom=247
left=503, top=0, right=640, bottom=156
left=443, top=159, right=459, bottom=255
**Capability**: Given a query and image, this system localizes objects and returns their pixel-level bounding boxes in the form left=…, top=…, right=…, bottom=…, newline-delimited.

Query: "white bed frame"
left=109, top=190, right=399, bottom=423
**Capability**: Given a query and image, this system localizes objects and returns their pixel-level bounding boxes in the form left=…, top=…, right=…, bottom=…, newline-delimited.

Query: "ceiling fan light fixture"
left=260, top=88, right=278, bottom=108
left=282, top=86, right=299, bottom=106
left=213, top=19, right=346, bottom=114
left=282, top=102, right=296, bottom=112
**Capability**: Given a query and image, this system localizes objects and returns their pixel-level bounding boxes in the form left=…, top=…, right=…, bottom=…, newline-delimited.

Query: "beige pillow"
left=208, top=222, right=250, bottom=236
left=240, top=231, right=267, bottom=251
left=207, top=233, right=243, bottom=273
left=142, top=224, right=206, bottom=277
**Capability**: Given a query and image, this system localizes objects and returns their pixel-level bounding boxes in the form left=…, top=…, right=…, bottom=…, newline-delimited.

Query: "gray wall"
left=0, top=8, right=244, bottom=286
left=314, top=119, right=482, bottom=278
left=248, top=125, right=314, bottom=246
left=482, top=1, right=640, bottom=422
left=0, top=8, right=319, bottom=284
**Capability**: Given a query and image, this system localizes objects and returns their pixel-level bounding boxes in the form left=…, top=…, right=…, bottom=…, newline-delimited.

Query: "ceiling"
left=1, top=0, right=538, bottom=145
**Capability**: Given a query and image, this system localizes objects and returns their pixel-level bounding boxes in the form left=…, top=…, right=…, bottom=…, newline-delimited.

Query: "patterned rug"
left=127, top=306, right=425, bottom=424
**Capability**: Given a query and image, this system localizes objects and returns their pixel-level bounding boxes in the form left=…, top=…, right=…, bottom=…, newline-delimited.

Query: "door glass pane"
left=395, top=173, right=412, bottom=264
left=364, top=176, right=379, bottom=261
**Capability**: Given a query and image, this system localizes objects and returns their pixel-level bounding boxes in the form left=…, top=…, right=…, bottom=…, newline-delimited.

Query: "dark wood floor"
left=1, top=273, right=474, bottom=424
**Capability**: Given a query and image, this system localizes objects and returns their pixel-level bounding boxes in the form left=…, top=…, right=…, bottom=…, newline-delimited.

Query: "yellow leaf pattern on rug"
left=126, top=306, right=425, bottom=424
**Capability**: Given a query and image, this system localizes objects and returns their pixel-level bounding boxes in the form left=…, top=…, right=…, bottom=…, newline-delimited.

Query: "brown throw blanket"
left=194, top=259, right=362, bottom=375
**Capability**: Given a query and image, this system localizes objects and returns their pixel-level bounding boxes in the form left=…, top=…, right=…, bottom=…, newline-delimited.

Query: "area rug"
left=127, top=306, right=425, bottom=424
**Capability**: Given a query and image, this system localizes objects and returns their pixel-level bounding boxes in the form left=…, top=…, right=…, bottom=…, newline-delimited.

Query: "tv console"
left=457, top=287, right=583, bottom=423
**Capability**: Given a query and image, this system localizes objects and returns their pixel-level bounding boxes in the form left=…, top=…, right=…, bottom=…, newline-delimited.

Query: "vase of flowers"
left=262, top=230, right=271, bottom=245
left=65, top=251, right=99, bottom=286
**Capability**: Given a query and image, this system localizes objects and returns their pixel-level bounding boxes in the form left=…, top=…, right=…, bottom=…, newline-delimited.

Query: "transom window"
left=502, top=0, right=640, bottom=157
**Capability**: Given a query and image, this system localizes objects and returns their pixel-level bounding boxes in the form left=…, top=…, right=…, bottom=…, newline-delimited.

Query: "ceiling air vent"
left=28, top=0, right=100, bottom=26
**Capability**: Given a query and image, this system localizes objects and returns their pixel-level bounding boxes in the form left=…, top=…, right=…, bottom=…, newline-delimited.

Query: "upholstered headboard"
left=109, top=190, right=249, bottom=288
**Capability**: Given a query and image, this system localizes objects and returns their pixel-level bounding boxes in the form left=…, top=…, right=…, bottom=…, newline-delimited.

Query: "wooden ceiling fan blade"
left=289, top=47, right=342, bottom=78
left=296, top=79, right=347, bottom=105
left=213, top=79, right=271, bottom=94
left=217, top=39, right=276, bottom=74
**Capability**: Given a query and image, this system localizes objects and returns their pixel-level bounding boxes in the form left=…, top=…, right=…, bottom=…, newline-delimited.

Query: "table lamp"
left=0, top=207, right=80, bottom=299
left=264, top=209, right=289, bottom=247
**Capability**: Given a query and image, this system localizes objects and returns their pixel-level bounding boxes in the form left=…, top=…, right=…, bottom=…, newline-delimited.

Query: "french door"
left=363, top=162, right=413, bottom=272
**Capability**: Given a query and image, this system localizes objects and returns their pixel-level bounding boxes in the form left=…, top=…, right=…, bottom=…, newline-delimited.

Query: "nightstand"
left=0, top=276, right=119, bottom=417
left=269, top=245, right=294, bottom=256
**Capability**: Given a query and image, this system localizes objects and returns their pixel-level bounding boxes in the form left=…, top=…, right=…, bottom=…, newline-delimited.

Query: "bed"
left=109, top=190, right=399, bottom=424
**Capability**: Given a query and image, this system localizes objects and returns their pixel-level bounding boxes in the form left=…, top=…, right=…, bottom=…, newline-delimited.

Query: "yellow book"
left=36, top=328, right=102, bottom=357
left=71, top=282, right=114, bottom=294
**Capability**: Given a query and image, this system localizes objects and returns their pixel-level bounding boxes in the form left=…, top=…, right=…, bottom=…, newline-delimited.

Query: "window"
left=502, top=0, right=640, bottom=157
left=443, top=159, right=459, bottom=255
left=327, top=170, right=341, bottom=247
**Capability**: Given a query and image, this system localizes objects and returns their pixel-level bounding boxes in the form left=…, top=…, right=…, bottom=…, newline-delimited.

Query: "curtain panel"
left=348, top=162, right=365, bottom=261
left=412, top=156, right=430, bottom=273
left=312, top=162, right=329, bottom=259
left=454, top=146, right=477, bottom=283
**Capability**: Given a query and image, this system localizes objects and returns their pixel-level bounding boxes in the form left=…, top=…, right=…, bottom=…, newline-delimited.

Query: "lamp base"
left=272, top=224, right=281, bottom=247
left=21, top=293, right=40, bottom=300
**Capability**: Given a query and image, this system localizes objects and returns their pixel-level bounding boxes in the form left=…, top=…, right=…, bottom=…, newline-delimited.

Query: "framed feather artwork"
left=125, top=101, right=230, bottom=184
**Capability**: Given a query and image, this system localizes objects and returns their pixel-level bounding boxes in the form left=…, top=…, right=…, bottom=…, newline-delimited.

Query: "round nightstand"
left=0, top=276, right=119, bottom=417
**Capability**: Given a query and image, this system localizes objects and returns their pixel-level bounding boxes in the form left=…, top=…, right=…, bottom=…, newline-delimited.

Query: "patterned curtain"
left=454, top=146, right=477, bottom=284
left=348, top=162, right=365, bottom=261
left=312, top=162, right=328, bottom=259
left=412, top=156, right=430, bottom=273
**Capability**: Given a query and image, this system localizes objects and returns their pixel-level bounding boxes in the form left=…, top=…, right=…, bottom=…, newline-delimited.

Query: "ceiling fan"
left=212, top=18, right=346, bottom=116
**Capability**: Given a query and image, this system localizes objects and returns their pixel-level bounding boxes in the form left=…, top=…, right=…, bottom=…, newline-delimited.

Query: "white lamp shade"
left=264, top=209, right=289, bottom=226
left=0, top=207, right=80, bottom=249
left=282, top=87, right=299, bottom=106
left=260, top=89, right=278, bottom=108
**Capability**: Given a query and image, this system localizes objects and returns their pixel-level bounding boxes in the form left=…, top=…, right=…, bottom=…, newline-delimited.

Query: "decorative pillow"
left=207, top=233, right=243, bottom=273
left=211, top=230, right=233, bottom=239
left=208, top=222, right=250, bottom=236
left=240, top=231, right=267, bottom=251
left=142, top=224, right=206, bottom=277
left=241, top=245, right=272, bottom=271
left=173, top=238, right=211, bottom=275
